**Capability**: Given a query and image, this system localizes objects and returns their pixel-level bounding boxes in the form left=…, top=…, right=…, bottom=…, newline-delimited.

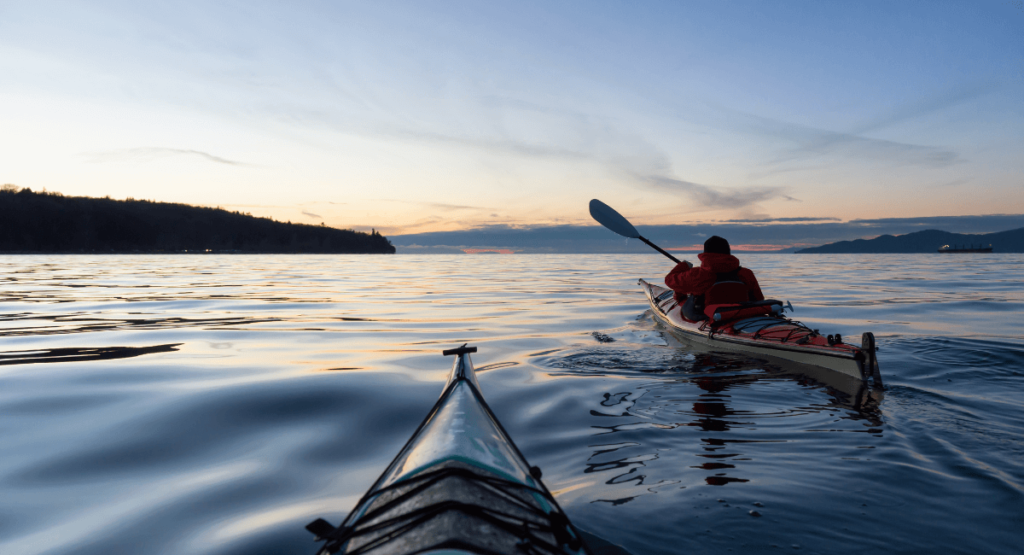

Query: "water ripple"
left=0, top=253, right=1021, bottom=555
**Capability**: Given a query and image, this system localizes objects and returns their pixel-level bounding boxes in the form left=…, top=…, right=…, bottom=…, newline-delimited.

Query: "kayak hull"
left=640, top=279, right=881, bottom=385
left=308, top=347, right=593, bottom=555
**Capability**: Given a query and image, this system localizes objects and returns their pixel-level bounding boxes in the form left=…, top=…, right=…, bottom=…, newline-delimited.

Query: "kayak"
left=306, top=345, right=594, bottom=555
left=640, top=279, right=882, bottom=386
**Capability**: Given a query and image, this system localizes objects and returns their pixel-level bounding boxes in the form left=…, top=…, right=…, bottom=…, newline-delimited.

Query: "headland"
left=0, top=187, right=395, bottom=254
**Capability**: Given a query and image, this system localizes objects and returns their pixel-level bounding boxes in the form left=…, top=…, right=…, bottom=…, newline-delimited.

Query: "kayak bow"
left=640, top=279, right=883, bottom=387
left=307, top=345, right=592, bottom=555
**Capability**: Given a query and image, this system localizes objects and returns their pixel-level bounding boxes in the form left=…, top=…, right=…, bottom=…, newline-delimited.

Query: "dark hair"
left=703, top=235, right=730, bottom=255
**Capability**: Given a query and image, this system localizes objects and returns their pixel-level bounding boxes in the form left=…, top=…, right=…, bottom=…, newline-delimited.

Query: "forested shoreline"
left=0, top=187, right=395, bottom=254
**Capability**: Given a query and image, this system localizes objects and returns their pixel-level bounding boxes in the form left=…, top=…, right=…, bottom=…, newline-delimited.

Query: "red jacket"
left=665, top=253, right=765, bottom=302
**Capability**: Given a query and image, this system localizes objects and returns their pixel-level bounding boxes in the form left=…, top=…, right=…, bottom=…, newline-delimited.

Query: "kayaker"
left=666, top=235, right=765, bottom=321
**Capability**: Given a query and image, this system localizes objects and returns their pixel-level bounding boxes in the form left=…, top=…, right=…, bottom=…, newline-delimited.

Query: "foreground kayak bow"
left=306, top=345, right=593, bottom=555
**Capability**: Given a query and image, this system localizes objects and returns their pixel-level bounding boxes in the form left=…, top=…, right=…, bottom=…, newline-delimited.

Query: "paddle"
left=589, top=199, right=683, bottom=264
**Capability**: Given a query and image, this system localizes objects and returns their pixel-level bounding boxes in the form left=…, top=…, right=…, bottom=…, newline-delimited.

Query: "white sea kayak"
left=640, top=279, right=882, bottom=386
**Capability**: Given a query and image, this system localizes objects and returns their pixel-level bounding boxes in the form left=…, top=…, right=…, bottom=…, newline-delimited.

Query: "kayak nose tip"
left=442, top=343, right=477, bottom=356
left=443, top=344, right=482, bottom=393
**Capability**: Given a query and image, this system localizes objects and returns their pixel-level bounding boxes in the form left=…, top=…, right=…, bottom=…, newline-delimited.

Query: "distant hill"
left=795, top=227, right=1024, bottom=253
left=0, top=187, right=394, bottom=254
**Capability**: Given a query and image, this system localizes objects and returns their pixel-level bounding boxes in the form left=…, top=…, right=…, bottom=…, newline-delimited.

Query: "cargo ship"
left=938, top=244, right=994, bottom=253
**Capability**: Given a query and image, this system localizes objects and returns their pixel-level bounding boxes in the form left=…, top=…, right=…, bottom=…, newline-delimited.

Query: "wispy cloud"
left=710, top=86, right=992, bottom=177
left=852, top=83, right=993, bottom=136
left=639, top=175, right=797, bottom=210
left=772, top=130, right=958, bottom=169
left=285, top=90, right=783, bottom=212
left=83, top=148, right=251, bottom=166
left=728, top=112, right=963, bottom=175
left=389, top=128, right=593, bottom=162
left=720, top=216, right=841, bottom=223
left=395, top=114, right=788, bottom=213
left=848, top=214, right=1024, bottom=231
left=377, top=199, right=491, bottom=212
left=301, top=209, right=322, bottom=219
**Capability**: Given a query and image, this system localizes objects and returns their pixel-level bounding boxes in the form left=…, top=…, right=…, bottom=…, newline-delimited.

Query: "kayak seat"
left=705, top=280, right=750, bottom=306
left=688, top=271, right=761, bottom=323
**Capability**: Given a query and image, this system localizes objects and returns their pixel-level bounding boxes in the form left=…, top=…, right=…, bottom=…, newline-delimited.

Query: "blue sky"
left=1, top=1, right=1021, bottom=235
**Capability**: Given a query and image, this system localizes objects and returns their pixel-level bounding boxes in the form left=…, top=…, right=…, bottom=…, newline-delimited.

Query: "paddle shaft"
left=638, top=235, right=682, bottom=264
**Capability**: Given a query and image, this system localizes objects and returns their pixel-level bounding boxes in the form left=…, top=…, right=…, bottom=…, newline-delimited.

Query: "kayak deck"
left=640, top=279, right=882, bottom=386
left=307, top=346, right=591, bottom=555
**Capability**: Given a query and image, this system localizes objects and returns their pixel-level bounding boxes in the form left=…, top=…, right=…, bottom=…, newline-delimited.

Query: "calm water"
left=1, top=254, right=1022, bottom=555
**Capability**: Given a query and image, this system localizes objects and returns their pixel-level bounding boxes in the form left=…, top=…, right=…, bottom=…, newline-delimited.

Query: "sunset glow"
left=2, top=2, right=1022, bottom=236
left=462, top=249, right=516, bottom=255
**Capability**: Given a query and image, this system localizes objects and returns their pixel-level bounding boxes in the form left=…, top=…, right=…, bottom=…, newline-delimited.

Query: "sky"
left=1, top=0, right=1022, bottom=238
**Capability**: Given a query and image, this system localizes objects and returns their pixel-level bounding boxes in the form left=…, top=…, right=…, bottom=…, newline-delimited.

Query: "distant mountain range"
left=796, top=227, right=1024, bottom=253
left=389, top=215, right=1024, bottom=254
left=0, top=187, right=395, bottom=254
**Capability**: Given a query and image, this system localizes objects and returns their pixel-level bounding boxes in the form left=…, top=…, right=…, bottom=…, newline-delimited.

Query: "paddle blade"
left=589, top=199, right=639, bottom=239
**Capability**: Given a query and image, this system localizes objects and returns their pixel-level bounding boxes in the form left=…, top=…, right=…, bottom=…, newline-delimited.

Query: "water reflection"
left=551, top=348, right=884, bottom=505
left=0, top=343, right=181, bottom=365
left=0, top=313, right=279, bottom=336
left=1, top=254, right=1020, bottom=555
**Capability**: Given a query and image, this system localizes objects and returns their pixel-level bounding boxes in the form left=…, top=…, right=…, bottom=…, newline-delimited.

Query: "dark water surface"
left=1, top=254, right=1022, bottom=554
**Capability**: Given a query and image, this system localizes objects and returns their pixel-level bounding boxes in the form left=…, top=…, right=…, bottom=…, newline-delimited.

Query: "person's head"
left=703, top=235, right=730, bottom=255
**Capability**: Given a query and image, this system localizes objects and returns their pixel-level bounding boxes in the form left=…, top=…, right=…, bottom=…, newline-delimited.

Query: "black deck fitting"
left=442, top=344, right=478, bottom=356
